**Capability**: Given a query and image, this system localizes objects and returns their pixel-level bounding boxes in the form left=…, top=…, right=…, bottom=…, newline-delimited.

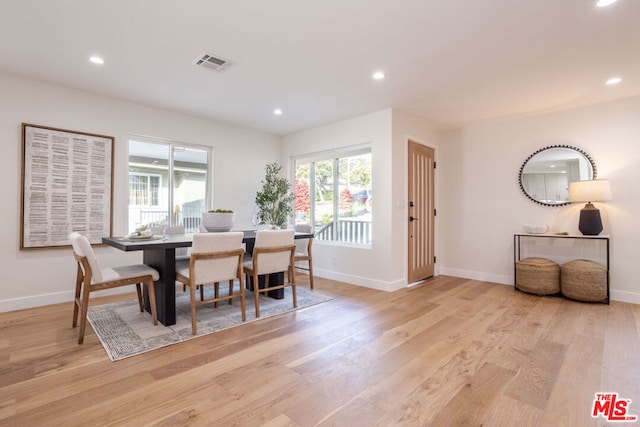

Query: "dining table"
left=102, top=230, right=313, bottom=326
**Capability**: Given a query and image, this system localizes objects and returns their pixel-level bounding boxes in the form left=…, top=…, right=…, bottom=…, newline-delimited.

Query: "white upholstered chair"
left=175, top=232, right=245, bottom=335
left=151, top=225, right=191, bottom=292
left=69, top=232, right=159, bottom=344
left=243, top=229, right=296, bottom=318
left=149, top=225, right=189, bottom=259
left=293, top=224, right=314, bottom=289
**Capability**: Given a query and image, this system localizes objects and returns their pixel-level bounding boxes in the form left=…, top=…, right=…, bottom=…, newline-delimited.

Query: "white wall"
left=4, top=70, right=638, bottom=311
left=282, top=109, right=441, bottom=291
left=438, top=96, right=640, bottom=303
left=0, top=73, right=281, bottom=311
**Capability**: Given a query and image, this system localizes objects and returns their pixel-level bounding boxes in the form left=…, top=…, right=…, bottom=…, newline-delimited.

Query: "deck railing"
left=139, top=210, right=166, bottom=227
left=315, top=220, right=372, bottom=244
left=138, top=206, right=205, bottom=232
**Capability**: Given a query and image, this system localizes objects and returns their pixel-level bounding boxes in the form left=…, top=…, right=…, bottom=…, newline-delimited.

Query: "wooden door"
left=408, top=140, right=435, bottom=283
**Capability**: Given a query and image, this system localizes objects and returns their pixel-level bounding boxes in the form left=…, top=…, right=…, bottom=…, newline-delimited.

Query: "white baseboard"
left=439, top=267, right=640, bottom=304
left=0, top=290, right=74, bottom=313
left=609, top=290, right=640, bottom=305
left=439, top=267, right=512, bottom=286
left=313, top=268, right=406, bottom=292
left=0, top=287, right=132, bottom=313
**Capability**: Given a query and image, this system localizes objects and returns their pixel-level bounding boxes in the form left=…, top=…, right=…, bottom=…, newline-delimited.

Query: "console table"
left=513, top=233, right=610, bottom=303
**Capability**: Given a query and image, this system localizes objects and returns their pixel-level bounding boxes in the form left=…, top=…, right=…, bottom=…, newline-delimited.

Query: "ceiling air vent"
left=193, top=52, right=231, bottom=72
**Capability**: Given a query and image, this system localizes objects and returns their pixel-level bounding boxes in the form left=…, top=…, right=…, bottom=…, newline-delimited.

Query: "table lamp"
left=568, top=179, right=612, bottom=235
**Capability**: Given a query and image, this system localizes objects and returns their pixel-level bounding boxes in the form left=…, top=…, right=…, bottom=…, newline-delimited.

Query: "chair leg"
left=253, top=273, right=261, bottom=318
left=189, top=283, right=198, bottom=335
left=214, top=282, right=219, bottom=308
left=239, top=275, right=246, bottom=321
left=290, top=267, right=298, bottom=309
left=308, top=259, right=314, bottom=290
left=228, top=280, right=233, bottom=305
left=72, top=266, right=83, bottom=327
left=77, top=282, right=91, bottom=345
left=135, top=283, right=144, bottom=312
left=146, top=280, right=158, bottom=326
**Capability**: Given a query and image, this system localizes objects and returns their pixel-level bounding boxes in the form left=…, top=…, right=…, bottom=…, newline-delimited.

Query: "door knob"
left=409, top=216, right=419, bottom=222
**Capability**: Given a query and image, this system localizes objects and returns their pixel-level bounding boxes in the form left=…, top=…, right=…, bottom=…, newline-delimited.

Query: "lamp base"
left=578, top=203, right=603, bottom=236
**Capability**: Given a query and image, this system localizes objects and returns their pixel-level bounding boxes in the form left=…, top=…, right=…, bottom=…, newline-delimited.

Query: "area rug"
left=87, top=285, right=332, bottom=361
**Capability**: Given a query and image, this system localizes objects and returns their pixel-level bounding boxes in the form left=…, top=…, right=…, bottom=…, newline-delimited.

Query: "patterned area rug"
left=87, top=285, right=331, bottom=361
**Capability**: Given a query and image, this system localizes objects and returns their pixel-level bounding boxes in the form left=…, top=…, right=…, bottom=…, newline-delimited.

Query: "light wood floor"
left=1, top=275, right=639, bottom=426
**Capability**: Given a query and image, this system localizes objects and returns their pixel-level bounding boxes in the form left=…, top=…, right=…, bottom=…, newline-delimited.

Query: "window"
left=128, top=138, right=211, bottom=233
left=128, top=174, right=161, bottom=206
left=294, top=146, right=372, bottom=245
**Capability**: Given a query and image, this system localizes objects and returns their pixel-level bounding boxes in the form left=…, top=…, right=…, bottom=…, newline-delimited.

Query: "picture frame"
left=20, top=123, right=114, bottom=249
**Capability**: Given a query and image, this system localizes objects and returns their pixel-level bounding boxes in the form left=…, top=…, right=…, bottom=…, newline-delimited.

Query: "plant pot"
left=202, top=212, right=235, bottom=232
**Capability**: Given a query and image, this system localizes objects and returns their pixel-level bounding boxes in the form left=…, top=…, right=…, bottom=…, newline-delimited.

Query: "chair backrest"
left=69, top=232, right=103, bottom=283
left=190, top=232, right=244, bottom=285
left=253, top=229, right=295, bottom=275
left=149, top=225, right=185, bottom=235
left=294, top=224, right=312, bottom=256
left=294, top=224, right=312, bottom=233
left=150, top=226, right=188, bottom=257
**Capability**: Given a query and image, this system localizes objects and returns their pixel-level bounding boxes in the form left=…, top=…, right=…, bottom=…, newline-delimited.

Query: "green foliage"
left=349, top=163, right=371, bottom=187
left=255, top=163, right=294, bottom=229
left=208, top=209, right=234, bottom=213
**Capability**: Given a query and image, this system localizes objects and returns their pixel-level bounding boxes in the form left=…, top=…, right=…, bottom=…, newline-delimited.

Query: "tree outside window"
left=294, top=148, right=371, bottom=244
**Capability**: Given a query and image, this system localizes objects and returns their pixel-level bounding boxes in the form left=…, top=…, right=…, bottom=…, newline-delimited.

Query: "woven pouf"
left=560, top=259, right=608, bottom=302
left=516, top=257, right=560, bottom=295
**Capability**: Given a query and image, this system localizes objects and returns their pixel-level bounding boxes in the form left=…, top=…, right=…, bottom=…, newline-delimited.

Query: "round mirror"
left=519, top=145, right=596, bottom=206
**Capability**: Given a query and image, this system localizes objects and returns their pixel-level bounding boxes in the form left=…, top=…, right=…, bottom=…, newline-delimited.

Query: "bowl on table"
left=523, top=224, right=548, bottom=234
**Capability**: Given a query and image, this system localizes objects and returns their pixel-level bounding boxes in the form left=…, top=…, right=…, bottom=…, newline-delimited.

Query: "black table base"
left=142, top=248, right=177, bottom=326
left=245, top=272, right=285, bottom=299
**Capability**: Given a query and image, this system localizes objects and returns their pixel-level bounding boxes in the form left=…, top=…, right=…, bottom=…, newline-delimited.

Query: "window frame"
left=293, top=144, right=372, bottom=247
left=128, top=172, right=162, bottom=208
left=127, top=136, right=213, bottom=233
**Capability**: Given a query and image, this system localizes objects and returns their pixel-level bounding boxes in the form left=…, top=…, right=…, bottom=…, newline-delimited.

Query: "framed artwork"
left=20, top=123, right=114, bottom=249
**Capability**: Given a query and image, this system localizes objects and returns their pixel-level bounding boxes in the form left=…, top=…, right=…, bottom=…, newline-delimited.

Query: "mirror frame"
left=518, top=145, right=597, bottom=207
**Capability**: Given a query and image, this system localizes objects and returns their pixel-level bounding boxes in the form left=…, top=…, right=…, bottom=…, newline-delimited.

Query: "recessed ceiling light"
left=372, top=71, right=385, bottom=80
left=273, top=108, right=283, bottom=115
left=596, top=0, right=618, bottom=7
left=606, top=76, right=622, bottom=85
left=89, top=56, right=104, bottom=65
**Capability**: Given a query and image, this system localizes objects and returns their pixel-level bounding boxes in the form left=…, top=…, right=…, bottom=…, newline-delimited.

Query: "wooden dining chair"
left=175, top=232, right=245, bottom=335
left=150, top=225, right=191, bottom=292
left=149, top=225, right=189, bottom=259
left=243, top=229, right=296, bottom=318
left=69, top=232, right=159, bottom=344
left=293, top=224, right=314, bottom=289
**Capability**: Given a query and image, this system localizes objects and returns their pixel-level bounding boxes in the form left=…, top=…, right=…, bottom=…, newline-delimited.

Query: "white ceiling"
left=1, top=0, right=639, bottom=136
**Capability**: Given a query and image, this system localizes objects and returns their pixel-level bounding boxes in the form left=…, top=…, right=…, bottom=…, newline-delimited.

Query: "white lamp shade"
left=568, top=179, right=612, bottom=203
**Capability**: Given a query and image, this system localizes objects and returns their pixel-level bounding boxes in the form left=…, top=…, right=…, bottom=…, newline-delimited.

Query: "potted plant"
left=201, top=209, right=235, bottom=232
left=255, top=163, right=294, bottom=229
